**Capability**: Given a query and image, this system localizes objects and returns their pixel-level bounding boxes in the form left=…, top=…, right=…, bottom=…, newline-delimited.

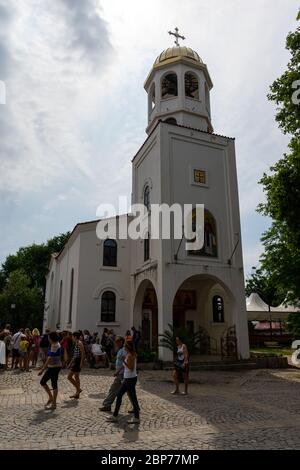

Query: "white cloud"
left=0, top=0, right=299, bottom=266
left=0, top=0, right=112, bottom=196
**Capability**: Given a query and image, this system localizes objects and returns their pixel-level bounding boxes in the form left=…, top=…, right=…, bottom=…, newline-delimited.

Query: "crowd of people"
left=0, top=323, right=189, bottom=421
left=0, top=325, right=141, bottom=371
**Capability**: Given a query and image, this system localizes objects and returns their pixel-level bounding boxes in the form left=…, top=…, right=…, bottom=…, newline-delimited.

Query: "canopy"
left=247, top=292, right=299, bottom=321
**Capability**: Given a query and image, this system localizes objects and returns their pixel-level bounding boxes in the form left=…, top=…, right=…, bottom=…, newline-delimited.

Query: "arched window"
left=68, top=269, right=74, bottom=324
left=185, top=72, right=199, bottom=99
left=213, top=295, right=224, bottom=323
left=103, top=239, right=117, bottom=267
left=143, top=185, right=150, bottom=211
left=165, top=117, right=177, bottom=125
left=58, top=280, right=63, bottom=324
left=150, top=83, right=155, bottom=110
left=144, top=232, right=150, bottom=262
left=161, top=73, right=178, bottom=99
left=188, top=209, right=217, bottom=257
left=101, top=291, right=116, bottom=322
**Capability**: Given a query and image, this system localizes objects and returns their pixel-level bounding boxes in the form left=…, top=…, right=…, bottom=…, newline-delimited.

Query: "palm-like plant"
left=159, top=323, right=206, bottom=357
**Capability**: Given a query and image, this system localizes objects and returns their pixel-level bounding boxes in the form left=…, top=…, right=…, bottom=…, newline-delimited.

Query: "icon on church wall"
left=173, top=290, right=196, bottom=308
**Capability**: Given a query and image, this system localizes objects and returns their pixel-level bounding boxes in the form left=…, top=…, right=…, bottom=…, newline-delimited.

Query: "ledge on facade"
left=132, top=260, right=158, bottom=277
left=99, top=266, right=121, bottom=272
left=96, top=322, right=120, bottom=327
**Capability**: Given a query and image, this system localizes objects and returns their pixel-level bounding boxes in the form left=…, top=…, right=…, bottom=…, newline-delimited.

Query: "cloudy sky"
left=0, top=0, right=298, bottom=276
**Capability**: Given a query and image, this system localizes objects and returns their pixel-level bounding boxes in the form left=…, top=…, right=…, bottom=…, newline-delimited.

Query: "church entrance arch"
left=133, top=279, right=158, bottom=352
left=172, top=274, right=235, bottom=355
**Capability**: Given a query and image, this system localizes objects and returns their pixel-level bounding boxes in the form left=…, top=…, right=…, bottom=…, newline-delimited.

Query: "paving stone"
left=1, top=367, right=300, bottom=449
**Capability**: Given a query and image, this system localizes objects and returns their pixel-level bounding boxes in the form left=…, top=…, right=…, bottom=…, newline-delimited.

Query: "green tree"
left=286, top=312, right=300, bottom=339
left=1, top=232, right=70, bottom=295
left=245, top=266, right=285, bottom=308
left=0, top=232, right=70, bottom=329
left=257, top=14, right=300, bottom=307
left=0, top=269, right=44, bottom=329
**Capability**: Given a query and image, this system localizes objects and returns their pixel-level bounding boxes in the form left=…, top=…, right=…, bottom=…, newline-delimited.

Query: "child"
left=19, top=334, right=29, bottom=371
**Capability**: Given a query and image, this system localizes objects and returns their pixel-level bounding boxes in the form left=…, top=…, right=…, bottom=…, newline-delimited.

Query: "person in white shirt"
left=11, top=329, right=24, bottom=369
left=106, top=340, right=140, bottom=424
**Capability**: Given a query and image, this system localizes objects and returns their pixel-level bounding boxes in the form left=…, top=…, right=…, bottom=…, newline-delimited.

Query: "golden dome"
left=154, top=47, right=203, bottom=67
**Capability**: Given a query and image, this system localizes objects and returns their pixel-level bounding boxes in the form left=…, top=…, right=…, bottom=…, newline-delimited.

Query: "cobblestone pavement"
left=1, top=366, right=300, bottom=450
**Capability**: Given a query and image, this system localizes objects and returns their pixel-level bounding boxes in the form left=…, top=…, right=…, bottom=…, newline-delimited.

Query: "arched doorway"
left=133, top=279, right=158, bottom=352
left=172, top=274, right=235, bottom=355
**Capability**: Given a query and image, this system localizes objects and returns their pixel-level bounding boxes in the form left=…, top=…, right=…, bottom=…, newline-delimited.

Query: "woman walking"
left=38, top=331, right=62, bottom=410
left=30, top=328, right=40, bottom=368
left=106, top=340, right=140, bottom=424
left=67, top=331, right=85, bottom=399
left=171, top=336, right=189, bottom=395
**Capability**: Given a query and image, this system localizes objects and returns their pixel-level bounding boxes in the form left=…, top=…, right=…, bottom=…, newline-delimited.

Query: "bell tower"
left=144, top=28, right=213, bottom=135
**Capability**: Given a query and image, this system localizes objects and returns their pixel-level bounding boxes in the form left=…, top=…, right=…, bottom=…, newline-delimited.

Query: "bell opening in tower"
left=161, top=73, right=178, bottom=99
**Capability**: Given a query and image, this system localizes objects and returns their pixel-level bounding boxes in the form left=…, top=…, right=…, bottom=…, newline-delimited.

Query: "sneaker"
left=127, top=417, right=140, bottom=424
left=99, top=406, right=111, bottom=412
left=170, top=390, right=179, bottom=395
left=106, top=415, right=118, bottom=423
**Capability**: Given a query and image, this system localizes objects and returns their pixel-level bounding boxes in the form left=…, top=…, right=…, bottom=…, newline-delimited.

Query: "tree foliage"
left=255, top=15, right=300, bottom=307
left=0, top=232, right=70, bottom=329
left=159, top=323, right=202, bottom=356
left=286, top=312, right=300, bottom=339
left=0, top=270, right=44, bottom=329
left=245, top=266, right=285, bottom=307
left=1, top=233, right=70, bottom=294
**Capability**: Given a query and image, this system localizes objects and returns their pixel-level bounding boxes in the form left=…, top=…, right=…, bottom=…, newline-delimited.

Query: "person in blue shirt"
left=38, top=331, right=62, bottom=410
left=99, top=336, right=132, bottom=412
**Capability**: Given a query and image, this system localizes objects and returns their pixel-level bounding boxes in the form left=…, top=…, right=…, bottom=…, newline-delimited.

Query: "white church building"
left=44, top=37, right=250, bottom=361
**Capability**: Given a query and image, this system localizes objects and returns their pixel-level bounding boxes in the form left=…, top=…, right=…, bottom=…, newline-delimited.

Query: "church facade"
left=44, top=43, right=249, bottom=361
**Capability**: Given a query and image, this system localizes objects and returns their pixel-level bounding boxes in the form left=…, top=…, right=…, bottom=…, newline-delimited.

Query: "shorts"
left=19, top=351, right=28, bottom=358
left=71, top=358, right=81, bottom=373
left=174, top=363, right=189, bottom=379
left=40, top=367, right=61, bottom=390
left=12, top=348, right=20, bottom=358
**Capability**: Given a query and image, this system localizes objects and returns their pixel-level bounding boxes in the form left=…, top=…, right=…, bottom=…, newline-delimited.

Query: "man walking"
left=99, top=336, right=127, bottom=412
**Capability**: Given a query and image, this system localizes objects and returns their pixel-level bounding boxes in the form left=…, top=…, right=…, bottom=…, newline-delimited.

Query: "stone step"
left=189, top=362, right=258, bottom=371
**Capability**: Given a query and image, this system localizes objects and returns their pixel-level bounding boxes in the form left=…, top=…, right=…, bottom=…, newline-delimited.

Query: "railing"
left=221, top=325, right=238, bottom=359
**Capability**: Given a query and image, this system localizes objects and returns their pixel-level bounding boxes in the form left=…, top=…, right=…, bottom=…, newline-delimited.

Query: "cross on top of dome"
left=168, top=27, right=185, bottom=47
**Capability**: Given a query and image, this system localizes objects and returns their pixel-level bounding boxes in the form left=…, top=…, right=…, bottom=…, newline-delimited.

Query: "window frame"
left=101, top=290, right=116, bottom=323
left=143, top=185, right=151, bottom=212
left=144, top=232, right=150, bottom=262
left=103, top=239, right=117, bottom=267
left=212, top=295, right=224, bottom=323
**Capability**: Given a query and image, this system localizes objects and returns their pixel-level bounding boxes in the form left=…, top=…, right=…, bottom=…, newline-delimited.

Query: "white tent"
left=247, top=293, right=299, bottom=321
